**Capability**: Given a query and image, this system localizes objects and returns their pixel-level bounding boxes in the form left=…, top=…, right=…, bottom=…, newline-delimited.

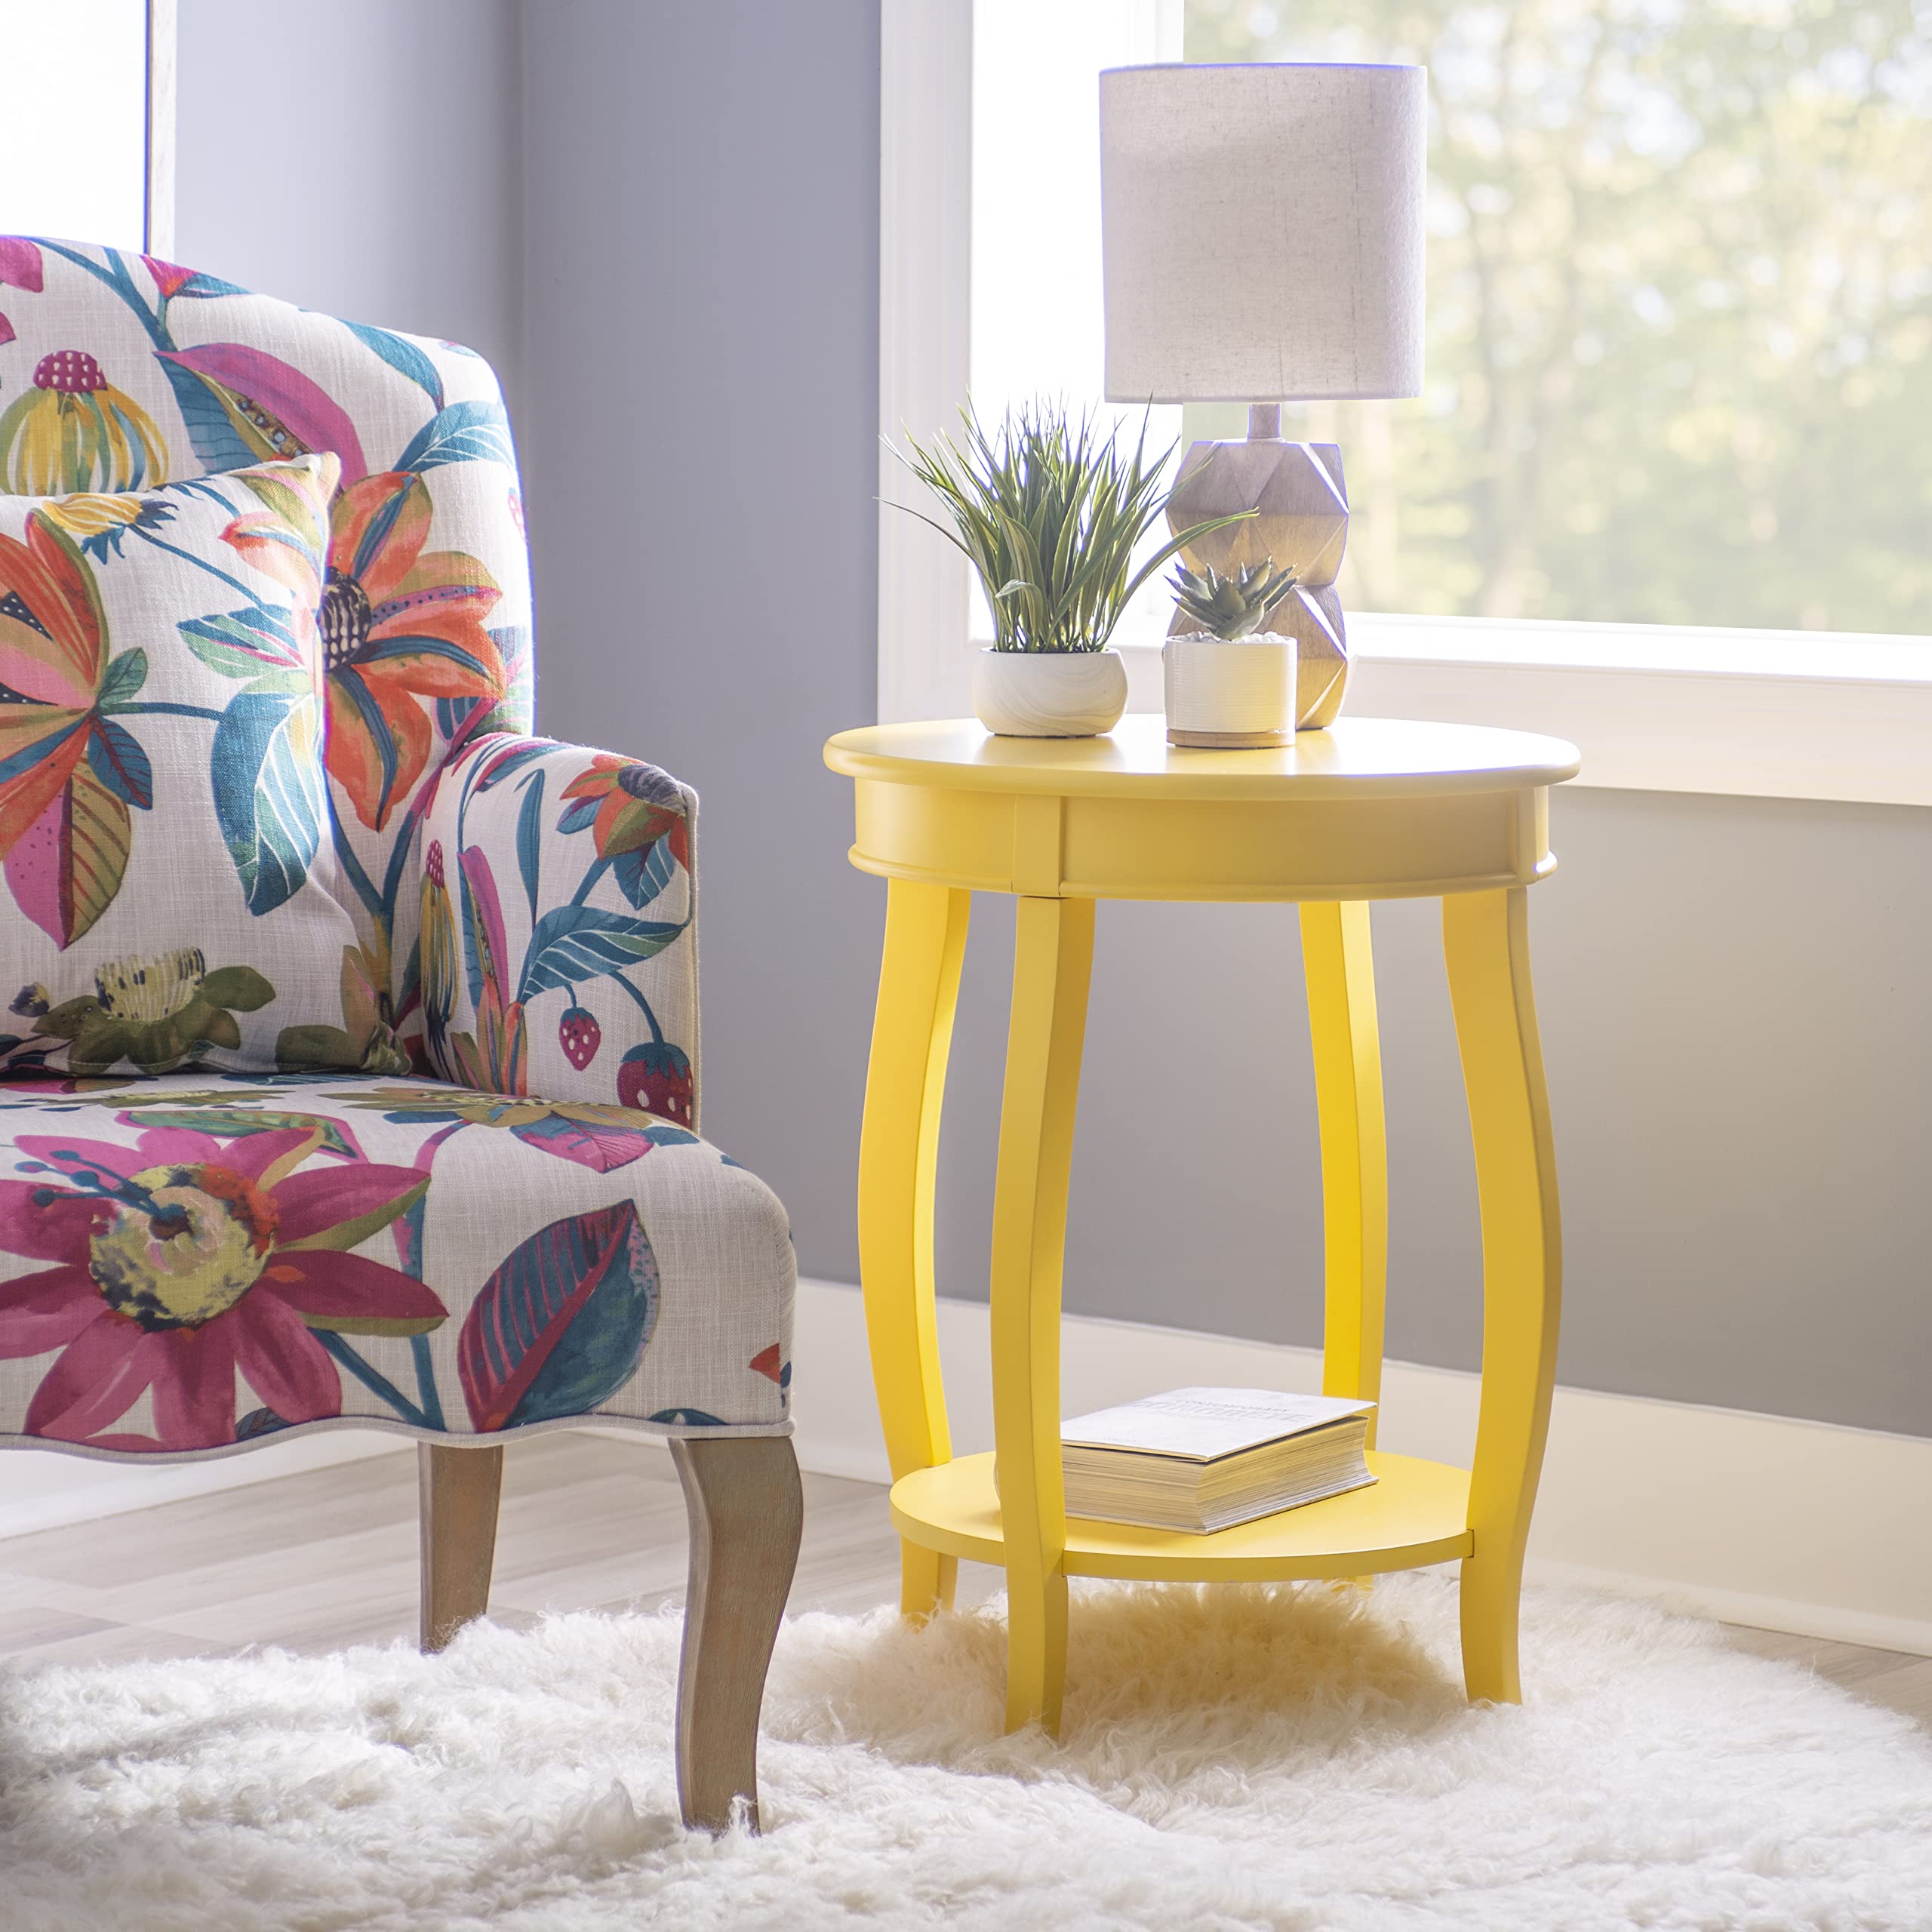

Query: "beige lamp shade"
left=1100, top=63, right=1426, bottom=403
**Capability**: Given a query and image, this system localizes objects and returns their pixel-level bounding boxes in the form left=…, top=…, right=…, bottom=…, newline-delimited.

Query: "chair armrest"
left=415, top=734, right=700, bottom=1125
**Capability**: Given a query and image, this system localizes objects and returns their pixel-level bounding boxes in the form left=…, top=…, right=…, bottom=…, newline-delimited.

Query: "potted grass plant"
left=890, top=401, right=1252, bottom=737
left=1163, top=559, right=1304, bottom=747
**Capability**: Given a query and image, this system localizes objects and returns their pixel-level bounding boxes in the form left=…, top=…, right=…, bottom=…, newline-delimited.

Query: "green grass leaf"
left=884, top=399, right=1256, bottom=653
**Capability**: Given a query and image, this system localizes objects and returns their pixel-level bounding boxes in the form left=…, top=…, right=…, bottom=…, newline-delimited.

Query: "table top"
left=824, top=715, right=1582, bottom=802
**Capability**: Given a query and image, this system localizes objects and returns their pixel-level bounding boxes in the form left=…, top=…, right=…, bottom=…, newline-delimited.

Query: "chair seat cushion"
left=0, top=1073, right=793, bottom=1456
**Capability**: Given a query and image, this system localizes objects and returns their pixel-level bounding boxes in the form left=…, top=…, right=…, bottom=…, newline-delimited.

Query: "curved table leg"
left=1300, top=900, right=1389, bottom=1441
left=1442, top=887, right=1562, bottom=1704
left=991, top=894, right=1095, bottom=1735
left=858, top=877, right=971, bottom=1620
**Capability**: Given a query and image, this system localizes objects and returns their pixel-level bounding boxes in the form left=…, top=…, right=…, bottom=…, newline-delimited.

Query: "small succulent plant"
left=1168, top=559, right=1300, bottom=641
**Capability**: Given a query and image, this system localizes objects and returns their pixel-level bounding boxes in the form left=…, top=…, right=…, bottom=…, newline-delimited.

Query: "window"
left=1184, top=0, right=1932, bottom=638
left=971, top=2, right=1184, bottom=648
left=879, top=0, right=1932, bottom=801
left=969, top=0, right=1931, bottom=640
left=0, top=0, right=171, bottom=256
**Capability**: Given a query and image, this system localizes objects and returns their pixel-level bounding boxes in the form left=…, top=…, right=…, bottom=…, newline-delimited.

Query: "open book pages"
left=1060, top=1387, right=1376, bottom=1463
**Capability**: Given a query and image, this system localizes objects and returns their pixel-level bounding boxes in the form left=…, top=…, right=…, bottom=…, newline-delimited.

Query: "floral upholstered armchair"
left=0, top=239, right=799, bottom=1832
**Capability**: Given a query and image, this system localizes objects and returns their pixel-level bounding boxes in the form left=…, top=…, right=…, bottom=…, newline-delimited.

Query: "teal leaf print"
left=155, top=344, right=367, bottom=478
left=517, top=906, right=684, bottom=1001
left=515, top=770, right=545, bottom=919
left=508, top=1112, right=689, bottom=1171
left=165, top=271, right=248, bottom=300
left=210, top=690, right=327, bottom=914
left=396, top=401, right=514, bottom=475
left=86, top=719, right=153, bottom=808
left=556, top=792, right=598, bottom=835
left=180, top=606, right=308, bottom=682
left=155, top=352, right=258, bottom=471
left=97, top=648, right=148, bottom=707
left=468, top=736, right=549, bottom=795
left=457, top=1201, right=660, bottom=1430
left=343, top=320, right=446, bottom=410
left=611, top=835, right=678, bottom=909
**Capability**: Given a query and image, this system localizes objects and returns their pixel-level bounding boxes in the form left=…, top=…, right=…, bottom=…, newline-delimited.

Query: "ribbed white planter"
left=972, top=648, right=1129, bottom=738
left=1164, top=635, right=1296, bottom=748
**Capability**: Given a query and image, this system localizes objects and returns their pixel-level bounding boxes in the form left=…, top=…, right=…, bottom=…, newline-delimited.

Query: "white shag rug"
left=3, top=1577, right=1930, bottom=1930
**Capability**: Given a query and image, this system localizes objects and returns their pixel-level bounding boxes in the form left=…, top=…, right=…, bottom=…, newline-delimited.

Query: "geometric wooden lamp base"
left=1164, top=405, right=1353, bottom=731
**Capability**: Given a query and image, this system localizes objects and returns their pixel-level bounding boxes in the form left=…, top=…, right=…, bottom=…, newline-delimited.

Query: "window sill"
left=1103, top=614, right=1932, bottom=810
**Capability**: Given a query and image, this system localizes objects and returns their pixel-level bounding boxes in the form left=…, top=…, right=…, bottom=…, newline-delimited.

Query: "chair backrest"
left=0, top=237, right=534, bottom=1025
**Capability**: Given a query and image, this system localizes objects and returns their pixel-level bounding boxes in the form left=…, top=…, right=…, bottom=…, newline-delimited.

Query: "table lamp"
left=1100, top=62, right=1426, bottom=728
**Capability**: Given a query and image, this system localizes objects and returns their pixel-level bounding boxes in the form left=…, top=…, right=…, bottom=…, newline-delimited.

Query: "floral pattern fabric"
left=0, top=456, right=385, bottom=1078
left=418, top=736, right=698, bottom=1121
left=0, top=1073, right=793, bottom=1453
left=0, top=237, right=555, bottom=1079
left=0, top=242, right=745, bottom=1454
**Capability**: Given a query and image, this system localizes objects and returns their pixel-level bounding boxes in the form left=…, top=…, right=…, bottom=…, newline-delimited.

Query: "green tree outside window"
left=1186, top=0, right=1932, bottom=634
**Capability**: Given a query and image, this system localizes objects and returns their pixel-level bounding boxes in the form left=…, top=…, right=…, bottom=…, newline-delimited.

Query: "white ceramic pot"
left=972, top=648, right=1129, bottom=738
left=1163, top=634, right=1295, bottom=748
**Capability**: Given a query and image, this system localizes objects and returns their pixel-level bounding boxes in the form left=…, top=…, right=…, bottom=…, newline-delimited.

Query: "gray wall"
left=516, top=5, right=1930, bottom=1441
left=176, top=0, right=525, bottom=399
left=926, top=789, right=1932, bottom=1438
left=180, top=2, right=1931, bottom=1440
left=518, top=0, right=884, bottom=1244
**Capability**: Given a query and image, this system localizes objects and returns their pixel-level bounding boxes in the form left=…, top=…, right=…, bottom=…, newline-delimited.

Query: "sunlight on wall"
left=0, top=0, right=148, bottom=252
left=971, top=0, right=1184, bottom=646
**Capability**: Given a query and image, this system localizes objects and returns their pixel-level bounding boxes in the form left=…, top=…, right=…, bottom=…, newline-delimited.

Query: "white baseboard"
left=789, top=1278, right=1932, bottom=1657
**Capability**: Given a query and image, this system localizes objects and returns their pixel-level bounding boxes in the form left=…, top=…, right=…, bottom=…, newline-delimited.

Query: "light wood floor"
left=2, top=1432, right=1927, bottom=1730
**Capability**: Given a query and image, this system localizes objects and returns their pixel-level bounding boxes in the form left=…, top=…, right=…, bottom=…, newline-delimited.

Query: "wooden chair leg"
left=670, top=1435, right=804, bottom=1834
left=419, top=1442, right=504, bottom=1652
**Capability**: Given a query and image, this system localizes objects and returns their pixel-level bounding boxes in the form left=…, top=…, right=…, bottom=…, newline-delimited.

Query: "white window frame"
left=0, top=1, right=174, bottom=256
left=878, top=0, right=1932, bottom=807
left=146, top=0, right=177, bottom=259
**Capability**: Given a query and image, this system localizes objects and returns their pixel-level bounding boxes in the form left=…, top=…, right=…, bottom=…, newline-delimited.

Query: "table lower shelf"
left=890, top=1451, right=1475, bottom=1583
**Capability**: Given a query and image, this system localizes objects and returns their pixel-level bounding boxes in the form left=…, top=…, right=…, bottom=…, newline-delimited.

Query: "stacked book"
left=1060, top=1386, right=1377, bottom=1534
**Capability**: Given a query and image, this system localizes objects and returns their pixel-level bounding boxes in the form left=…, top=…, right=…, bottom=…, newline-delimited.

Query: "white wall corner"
left=878, top=0, right=974, bottom=727
left=144, top=0, right=178, bottom=258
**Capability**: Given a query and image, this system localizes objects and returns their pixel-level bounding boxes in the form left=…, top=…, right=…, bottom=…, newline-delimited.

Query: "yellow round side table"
left=824, top=714, right=1582, bottom=1736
